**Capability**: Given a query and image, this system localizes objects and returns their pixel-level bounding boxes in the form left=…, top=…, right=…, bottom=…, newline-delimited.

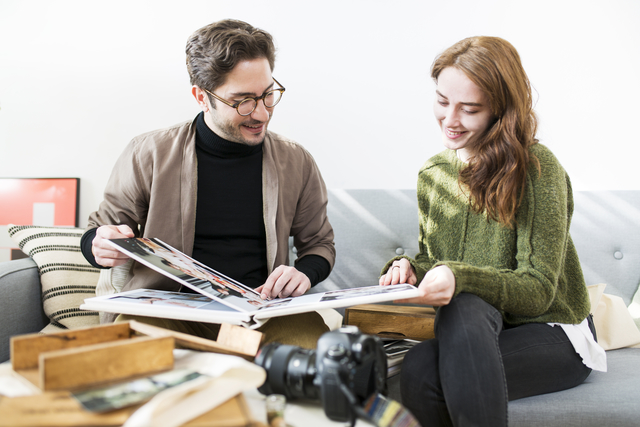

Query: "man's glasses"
left=204, top=78, right=286, bottom=117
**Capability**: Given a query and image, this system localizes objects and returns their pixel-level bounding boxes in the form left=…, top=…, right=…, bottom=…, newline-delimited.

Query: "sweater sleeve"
left=86, top=138, right=148, bottom=237
left=289, top=148, right=336, bottom=269
left=80, top=227, right=107, bottom=269
left=295, top=254, right=331, bottom=287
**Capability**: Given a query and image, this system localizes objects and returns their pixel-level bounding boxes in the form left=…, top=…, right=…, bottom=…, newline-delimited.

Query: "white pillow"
left=95, top=259, right=133, bottom=323
left=8, top=224, right=100, bottom=329
left=588, top=283, right=640, bottom=350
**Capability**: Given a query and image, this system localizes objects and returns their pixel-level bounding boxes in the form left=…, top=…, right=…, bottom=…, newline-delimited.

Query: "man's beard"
left=209, top=111, right=269, bottom=146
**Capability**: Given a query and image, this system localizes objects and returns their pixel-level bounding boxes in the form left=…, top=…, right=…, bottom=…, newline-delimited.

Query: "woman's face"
left=433, top=67, right=494, bottom=162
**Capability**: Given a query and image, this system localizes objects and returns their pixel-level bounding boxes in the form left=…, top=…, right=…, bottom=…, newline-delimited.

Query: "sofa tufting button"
left=395, top=248, right=405, bottom=255
left=614, top=251, right=623, bottom=260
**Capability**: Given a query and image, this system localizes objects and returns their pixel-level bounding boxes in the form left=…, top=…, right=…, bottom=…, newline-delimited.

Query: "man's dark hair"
left=186, top=19, right=276, bottom=92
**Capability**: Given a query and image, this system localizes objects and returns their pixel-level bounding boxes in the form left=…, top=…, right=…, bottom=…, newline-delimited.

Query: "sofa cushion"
left=0, top=257, right=49, bottom=362
left=8, top=224, right=100, bottom=330
left=509, top=347, right=640, bottom=427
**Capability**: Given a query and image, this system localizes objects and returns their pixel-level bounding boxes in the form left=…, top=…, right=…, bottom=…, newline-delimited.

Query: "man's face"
left=203, top=57, right=275, bottom=146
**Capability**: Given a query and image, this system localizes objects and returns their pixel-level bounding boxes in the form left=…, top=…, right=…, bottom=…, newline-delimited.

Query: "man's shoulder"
left=129, top=119, right=196, bottom=150
left=265, top=130, right=305, bottom=149
left=264, top=131, right=314, bottom=159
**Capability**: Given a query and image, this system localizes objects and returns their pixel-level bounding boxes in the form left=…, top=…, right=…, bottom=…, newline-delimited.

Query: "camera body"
left=255, top=326, right=387, bottom=422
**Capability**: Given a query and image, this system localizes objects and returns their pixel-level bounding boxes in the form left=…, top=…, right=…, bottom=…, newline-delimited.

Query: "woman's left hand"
left=379, top=258, right=417, bottom=286
left=395, top=265, right=456, bottom=306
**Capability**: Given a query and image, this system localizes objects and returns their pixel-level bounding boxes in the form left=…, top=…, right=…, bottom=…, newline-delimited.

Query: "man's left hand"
left=256, top=265, right=311, bottom=300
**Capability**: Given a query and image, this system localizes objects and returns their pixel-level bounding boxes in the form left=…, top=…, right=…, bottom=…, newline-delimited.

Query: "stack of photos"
left=383, top=339, right=420, bottom=378
left=72, top=369, right=203, bottom=412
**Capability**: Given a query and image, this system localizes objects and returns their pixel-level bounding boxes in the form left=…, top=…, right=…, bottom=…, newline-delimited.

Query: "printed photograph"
left=107, top=238, right=268, bottom=311
left=110, top=289, right=238, bottom=312
left=319, top=284, right=415, bottom=302
left=73, top=369, right=203, bottom=412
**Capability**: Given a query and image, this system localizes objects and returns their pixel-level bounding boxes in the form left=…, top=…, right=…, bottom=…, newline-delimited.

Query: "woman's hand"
left=379, top=258, right=417, bottom=286
left=395, top=265, right=456, bottom=306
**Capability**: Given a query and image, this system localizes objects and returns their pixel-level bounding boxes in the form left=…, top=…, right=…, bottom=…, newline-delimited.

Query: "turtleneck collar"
left=195, top=112, right=263, bottom=158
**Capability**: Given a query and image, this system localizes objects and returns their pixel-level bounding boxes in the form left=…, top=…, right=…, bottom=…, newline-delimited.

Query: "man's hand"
left=255, top=265, right=311, bottom=300
left=379, top=258, right=418, bottom=286
left=394, top=265, right=456, bottom=307
left=92, top=225, right=135, bottom=267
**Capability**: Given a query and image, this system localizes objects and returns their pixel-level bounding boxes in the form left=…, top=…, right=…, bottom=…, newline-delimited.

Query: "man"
left=81, top=19, right=335, bottom=348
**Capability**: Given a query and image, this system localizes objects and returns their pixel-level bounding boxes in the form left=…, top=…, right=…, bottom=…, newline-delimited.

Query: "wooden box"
left=344, top=304, right=436, bottom=341
left=10, top=322, right=175, bottom=391
left=0, top=391, right=261, bottom=427
left=10, top=321, right=264, bottom=392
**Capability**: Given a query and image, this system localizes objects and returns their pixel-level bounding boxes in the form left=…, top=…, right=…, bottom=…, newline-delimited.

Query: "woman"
left=379, top=36, right=605, bottom=427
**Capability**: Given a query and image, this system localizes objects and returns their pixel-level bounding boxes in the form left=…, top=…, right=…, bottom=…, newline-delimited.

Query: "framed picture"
left=0, top=178, right=80, bottom=261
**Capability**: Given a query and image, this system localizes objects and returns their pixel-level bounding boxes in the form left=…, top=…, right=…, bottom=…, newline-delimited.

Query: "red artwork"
left=0, top=178, right=79, bottom=227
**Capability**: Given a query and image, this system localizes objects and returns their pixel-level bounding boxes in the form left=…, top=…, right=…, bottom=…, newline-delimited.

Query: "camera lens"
left=255, top=343, right=319, bottom=401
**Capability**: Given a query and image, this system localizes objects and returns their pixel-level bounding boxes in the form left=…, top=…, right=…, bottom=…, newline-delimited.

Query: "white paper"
left=124, top=350, right=266, bottom=427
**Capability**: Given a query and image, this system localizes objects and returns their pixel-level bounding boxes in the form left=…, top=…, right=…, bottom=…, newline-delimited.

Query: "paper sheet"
left=123, top=350, right=266, bottom=427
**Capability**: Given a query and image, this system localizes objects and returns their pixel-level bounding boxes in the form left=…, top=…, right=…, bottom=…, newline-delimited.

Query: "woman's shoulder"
left=528, top=143, right=567, bottom=181
left=530, top=143, right=558, bottom=163
left=419, top=149, right=458, bottom=174
left=525, top=143, right=574, bottom=208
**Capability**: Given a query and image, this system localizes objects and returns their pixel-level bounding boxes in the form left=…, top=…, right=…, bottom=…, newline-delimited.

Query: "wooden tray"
left=0, top=391, right=262, bottom=427
left=344, top=304, right=436, bottom=341
left=10, top=321, right=263, bottom=392
left=11, top=322, right=174, bottom=391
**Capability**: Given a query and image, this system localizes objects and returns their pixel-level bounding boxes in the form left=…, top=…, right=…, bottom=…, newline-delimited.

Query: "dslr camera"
left=254, top=326, right=387, bottom=423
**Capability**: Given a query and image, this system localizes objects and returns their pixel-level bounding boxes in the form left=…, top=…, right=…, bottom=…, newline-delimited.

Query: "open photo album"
left=80, top=237, right=420, bottom=328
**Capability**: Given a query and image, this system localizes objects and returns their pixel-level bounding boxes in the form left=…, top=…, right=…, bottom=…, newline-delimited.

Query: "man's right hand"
left=92, top=225, right=135, bottom=267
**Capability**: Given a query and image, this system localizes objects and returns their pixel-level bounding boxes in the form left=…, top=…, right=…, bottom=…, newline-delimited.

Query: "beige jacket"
left=88, top=117, right=335, bottom=293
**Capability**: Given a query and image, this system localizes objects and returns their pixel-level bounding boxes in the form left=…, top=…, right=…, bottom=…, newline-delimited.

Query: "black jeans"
left=400, top=293, right=593, bottom=427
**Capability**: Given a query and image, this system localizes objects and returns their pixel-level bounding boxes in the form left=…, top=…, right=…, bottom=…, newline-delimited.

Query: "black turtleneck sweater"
left=82, top=113, right=330, bottom=289
left=192, top=112, right=268, bottom=287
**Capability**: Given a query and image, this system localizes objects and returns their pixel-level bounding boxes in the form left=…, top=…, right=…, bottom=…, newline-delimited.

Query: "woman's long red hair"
left=431, top=37, right=540, bottom=227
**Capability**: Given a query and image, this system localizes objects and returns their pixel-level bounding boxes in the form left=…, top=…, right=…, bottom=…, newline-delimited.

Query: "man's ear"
left=192, top=85, right=210, bottom=112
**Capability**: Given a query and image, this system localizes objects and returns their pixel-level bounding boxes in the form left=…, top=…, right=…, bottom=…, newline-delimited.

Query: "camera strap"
left=338, top=382, right=419, bottom=427
left=360, top=393, right=420, bottom=427
left=362, top=393, right=420, bottom=427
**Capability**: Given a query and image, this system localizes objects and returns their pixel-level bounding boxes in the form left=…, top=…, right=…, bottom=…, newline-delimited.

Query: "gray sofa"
left=2, top=189, right=640, bottom=426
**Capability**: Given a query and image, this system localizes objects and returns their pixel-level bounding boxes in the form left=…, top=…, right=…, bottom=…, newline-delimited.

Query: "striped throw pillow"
left=8, top=224, right=100, bottom=330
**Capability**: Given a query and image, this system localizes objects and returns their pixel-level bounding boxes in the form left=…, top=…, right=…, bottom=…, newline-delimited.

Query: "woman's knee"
left=435, top=293, right=502, bottom=338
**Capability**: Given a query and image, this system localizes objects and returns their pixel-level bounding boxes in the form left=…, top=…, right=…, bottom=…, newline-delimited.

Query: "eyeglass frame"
left=203, top=78, right=286, bottom=117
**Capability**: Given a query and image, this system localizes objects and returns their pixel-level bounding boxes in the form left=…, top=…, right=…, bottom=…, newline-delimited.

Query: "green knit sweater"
left=386, top=144, right=591, bottom=326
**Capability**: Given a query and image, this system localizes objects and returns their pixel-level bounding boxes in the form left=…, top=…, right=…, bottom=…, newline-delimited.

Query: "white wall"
left=1, top=0, right=639, bottom=230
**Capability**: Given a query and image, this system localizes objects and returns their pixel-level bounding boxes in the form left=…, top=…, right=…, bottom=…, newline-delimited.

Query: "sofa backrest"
left=314, top=189, right=419, bottom=294
left=571, top=191, right=640, bottom=305
left=318, top=189, right=640, bottom=305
